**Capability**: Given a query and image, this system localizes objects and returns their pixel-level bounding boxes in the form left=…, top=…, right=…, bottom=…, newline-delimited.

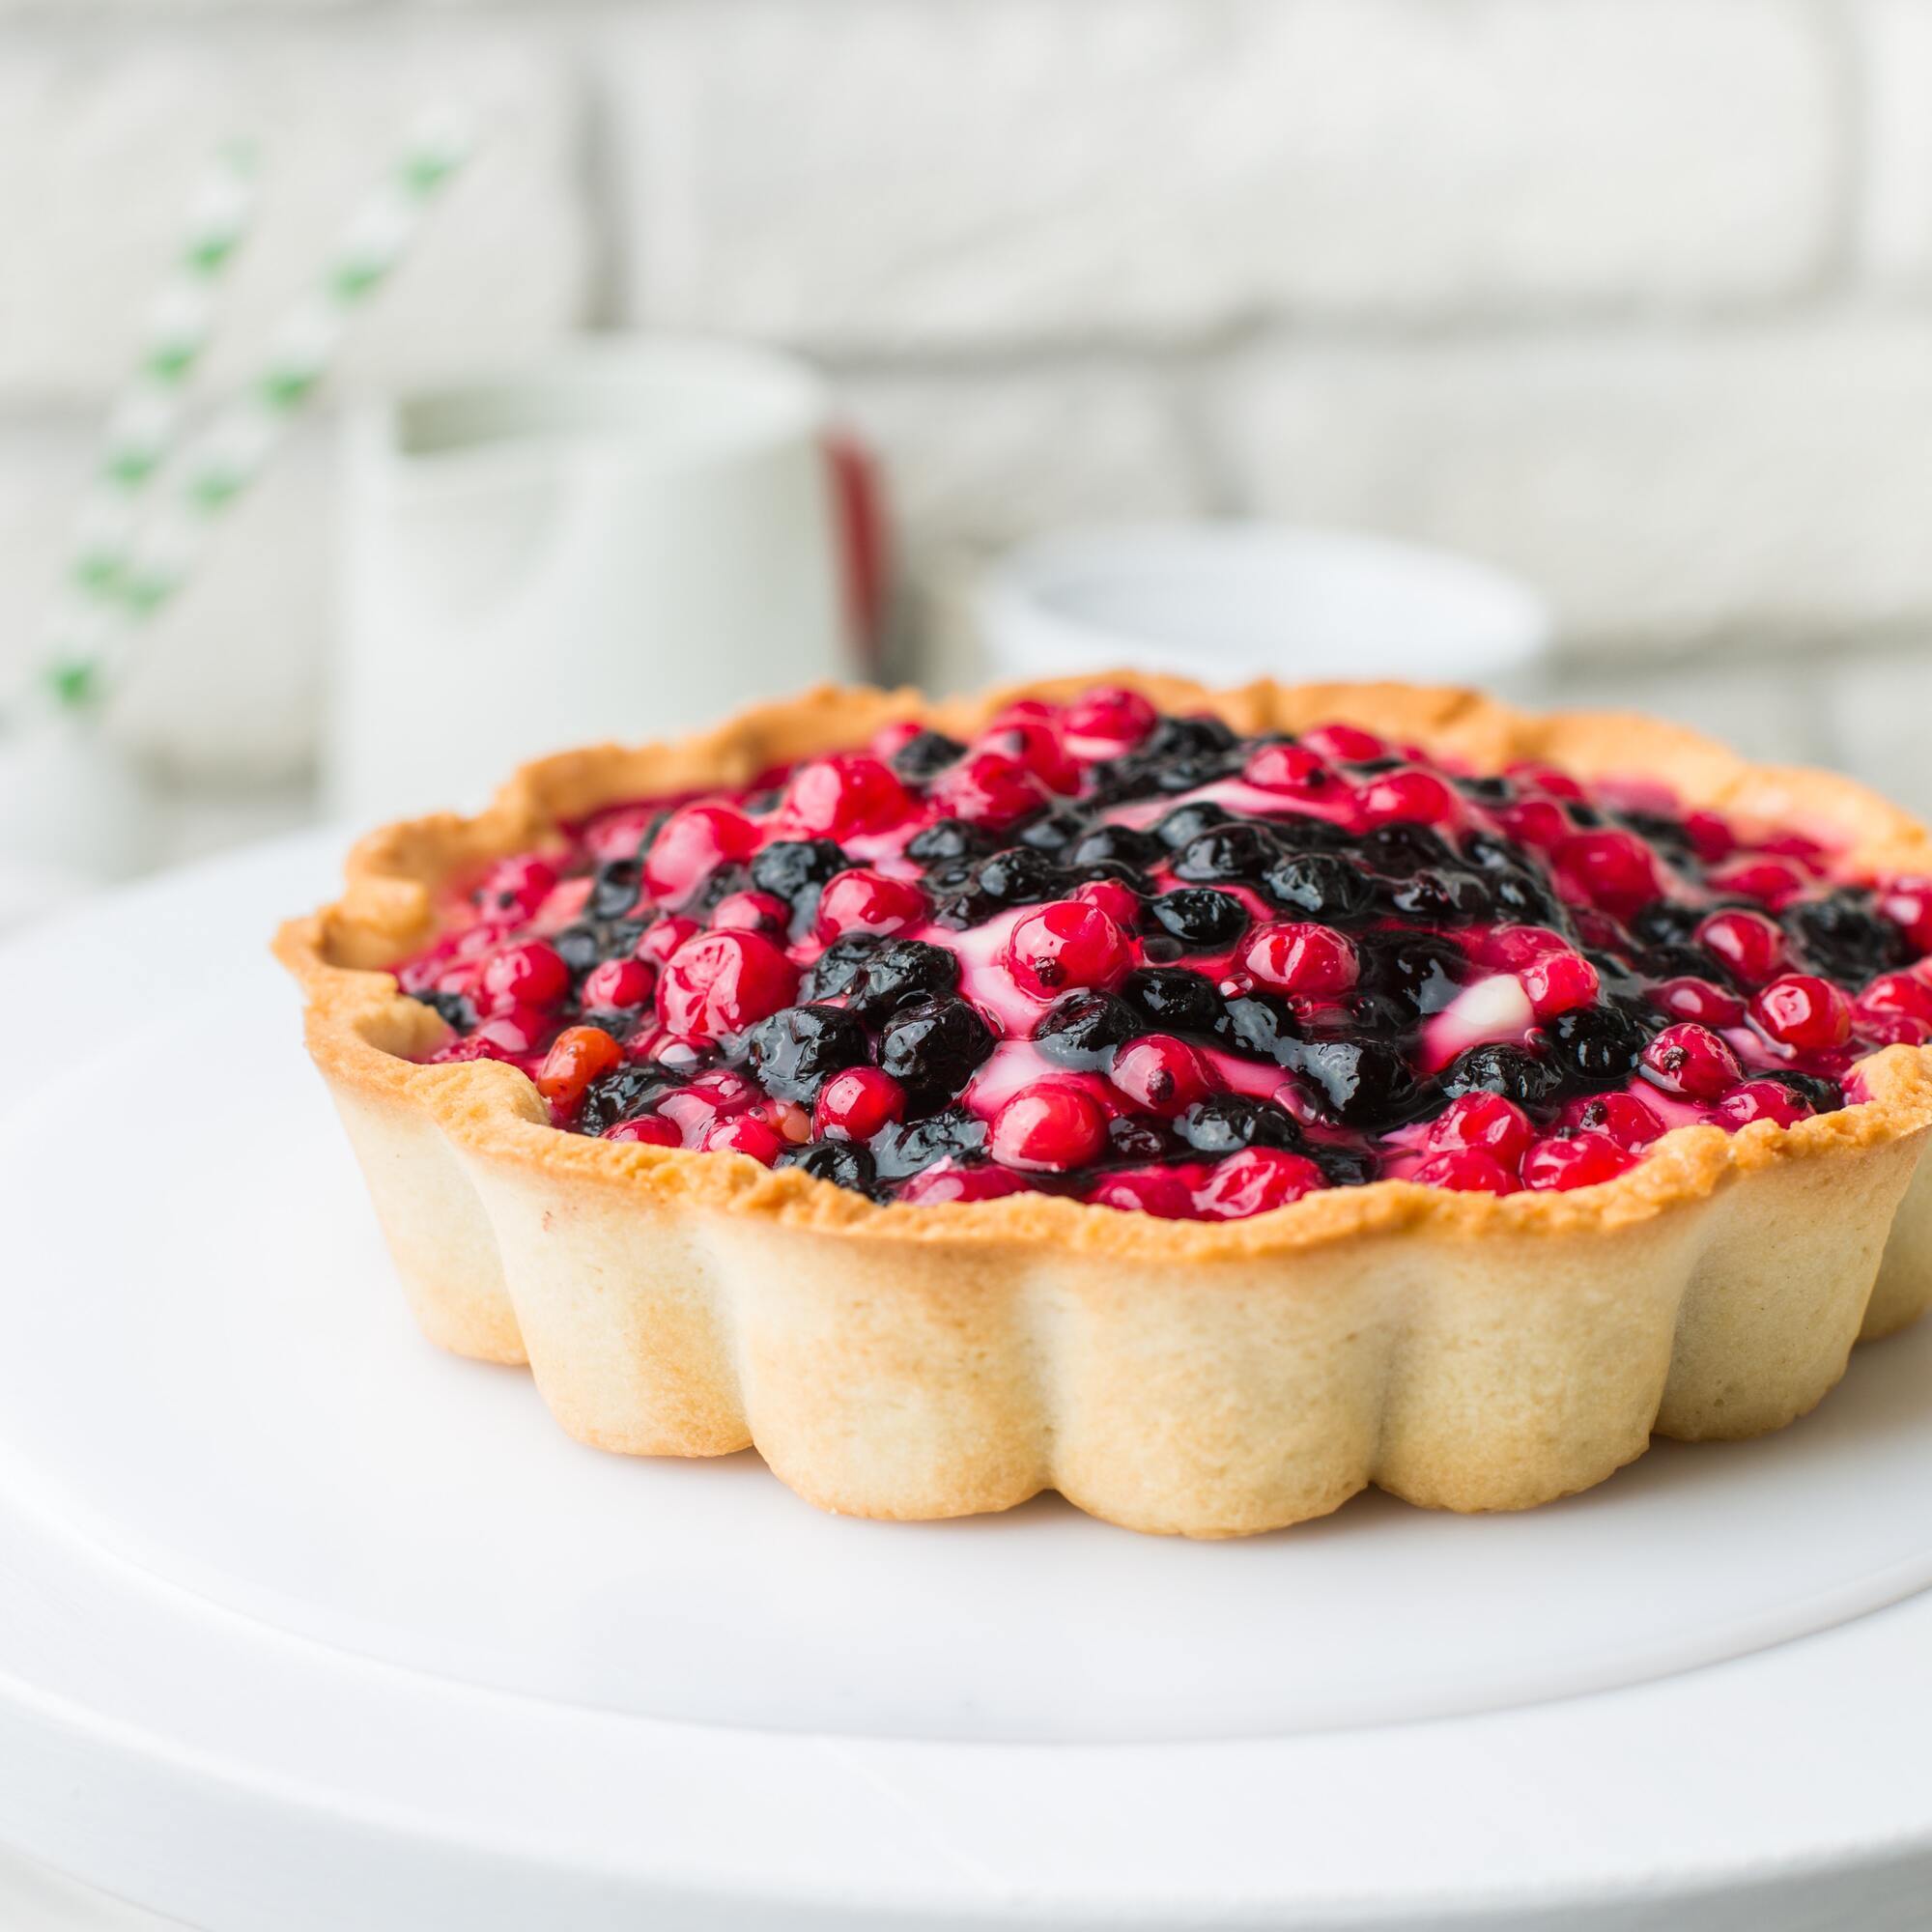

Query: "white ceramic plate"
left=2, top=838, right=1931, bottom=1929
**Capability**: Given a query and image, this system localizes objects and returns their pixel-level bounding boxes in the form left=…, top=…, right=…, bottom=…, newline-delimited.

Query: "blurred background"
left=6, top=0, right=1932, bottom=920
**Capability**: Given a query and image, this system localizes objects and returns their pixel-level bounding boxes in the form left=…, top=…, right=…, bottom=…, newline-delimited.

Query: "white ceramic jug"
left=328, top=337, right=874, bottom=824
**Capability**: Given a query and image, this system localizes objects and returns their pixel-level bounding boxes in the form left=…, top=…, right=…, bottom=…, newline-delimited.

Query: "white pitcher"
left=328, top=337, right=875, bottom=825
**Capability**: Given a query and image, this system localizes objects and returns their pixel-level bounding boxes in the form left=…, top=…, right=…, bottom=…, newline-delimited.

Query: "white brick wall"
left=608, top=0, right=1839, bottom=347
left=2, top=0, right=1931, bottom=786
left=1211, top=317, right=1932, bottom=647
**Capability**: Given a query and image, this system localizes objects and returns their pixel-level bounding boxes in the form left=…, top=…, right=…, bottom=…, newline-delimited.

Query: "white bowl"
left=977, top=523, right=1551, bottom=695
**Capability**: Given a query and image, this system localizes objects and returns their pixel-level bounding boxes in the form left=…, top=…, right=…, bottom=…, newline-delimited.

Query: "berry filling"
left=392, top=690, right=1932, bottom=1218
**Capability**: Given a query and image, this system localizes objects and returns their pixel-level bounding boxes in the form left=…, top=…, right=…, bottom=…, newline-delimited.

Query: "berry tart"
left=276, top=677, right=1932, bottom=1536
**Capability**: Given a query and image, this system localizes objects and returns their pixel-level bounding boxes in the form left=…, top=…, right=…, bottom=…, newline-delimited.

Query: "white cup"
left=327, top=337, right=880, bottom=825
left=978, top=522, right=1550, bottom=696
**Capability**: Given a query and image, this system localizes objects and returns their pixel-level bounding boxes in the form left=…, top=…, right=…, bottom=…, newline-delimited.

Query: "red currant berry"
left=657, top=930, right=798, bottom=1038
left=700, top=1115, right=782, bottom=1166
left=1196, top=1147, right=1326, bottom=1219
left=1007, top=899, right=1132, bottom=997
left=1301, top=723, right=1386, bottom=763
left=638, top=916, right=702, bottom=968
left=1356, top=769, right=1458, bottom=829
left=1087, top=1167, right=1204, bottom=1218
left=1243, top=742, right=1335, bottom=800
left=1520, top=949, right=1600, bottom=1019
left=1411, top=1148, right=1519, bottom=1195
left=1560, top=1090, right=1664, bottom=1149
left=641, top=804, right=759, bottom=905
left=709, top=890, right=791, bottom=935
left=1750, top=974, right=1853, bottom=1053
left=578, top=956, right=650, bottom=1011
left=1715, top=1081, right=1813, bottom=1130
left=814, top=867, right=927, bottom=943
left=1707, top=857, right=1809, bottom=909
left=1061, top=685, right=1157, bottom=751
left=895, top=1164, right=1033, bottom=1206
left=1109, top=1035, right=1212, bottom=1117
left=1552, top=831, right=1662, bottom=916
left=475, top=854, right=558, bottom=920
left=603, top=1114, right=681, bottom=1146
left=1072, top=877, right=1144, bottom=927
left=813, top=1066, right=907, bottom=1143
left=536, top=1025, right=625, bottom=1113
left=1492, top=799, right=1572, bottom=849
left=1520, top=1132, right=1637, bottom=1191
left=438, top=1005, right=551, bottom=1064
left=477, top=940, right=571, bottom=1012
left=1505, top=761, right=1587, bottom=803
left=931, top=751, right=1050, bottom=830
left=989, top=1083, right=1110, bottom=1172
left=1651, top=975, right=1747, bottom=1028
left=1683, top=810, right=1737, bottom=865
left=1859, top=971, right=1932, bottom=1023
left=980, top=720, right=1080, bottom=795
left=1878, top=877, right=1932, bottom=953
left=1426, top=1092, right=1534, bottom=1170
left=1641, top=1022, right=1743, bottom=1100
left=780, top=753, right=912, bottom=839
left=1695, top=908, right=1785, bottom=984
left=1240, top=921, right=1359, bottom=996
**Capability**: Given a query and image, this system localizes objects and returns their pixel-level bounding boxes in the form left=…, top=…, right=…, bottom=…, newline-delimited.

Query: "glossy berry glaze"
left=392, top=692, right=1932, bottom=1219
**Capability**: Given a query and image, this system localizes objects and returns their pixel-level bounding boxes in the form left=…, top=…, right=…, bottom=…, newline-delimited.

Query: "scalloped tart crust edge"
left=274, top=675, right=1932, bottom=1535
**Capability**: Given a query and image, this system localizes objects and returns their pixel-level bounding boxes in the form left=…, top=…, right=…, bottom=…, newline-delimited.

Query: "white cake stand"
left=3, top=837, right=1931, bottom=1931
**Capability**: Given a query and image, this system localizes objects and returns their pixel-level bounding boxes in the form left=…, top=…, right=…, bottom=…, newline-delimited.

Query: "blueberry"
left=553, top=923, right=603, bottom=977
left=1122, top=966, right=1224, bottom=1037
left=1106, top=1116, right=1173, bottom=1163
left=878, top=997, right=996, bottom=1096
left=890, top=729, right=966, bottom=781
left=845, top=939, right=961, bottom=1021
left=1034, top=991, right=1145, bottom=1069
left=688, top=862, right=754, bottom=917
left=1543, top=1003, right=1649, bottom=1087
left=1176, top=1094, right=1303, bottom=1155
left=907, top=818, right=993, bottom=867
left=1149, top=888, right=1249, bottom=951
left=1346, top=755, right=1405, bottom=777
left=1174, top=822, right=1281, bottom=884
left=1643, top=942, right=1728, bottom=983
left=1067, top=824, right=1165, bottom=873
left=783, top=1140, right=880, bottom=1193
left=1342, top=990, right=1415, bottom=1036
left=1382, top=867, right=1495, bottom=924
left=1454, top=775, right=1514, bottom=804
left=579, top=1065, right=674, bottom=1138
left=1439, top=1042, right=1560, bottom=1108
left=1283, top=1038, right=1421, bottom=1129
left=1358, top=932, right=1466, bottom=1017
left=1786, top=889, right=1911, bottom=980
left=1263, top=850, right=1376, bottom=923
left=871, top=1106, right=989, bottom=1180
left=1360, top=823, right=1456, bottom=876
left=589, top=857, right=643, bottom=920
left=413, top=988, right=473, bottom=1033
left=1149, top=713, right=1236, bottom=758
left=974, top=846, right=1068, bottom=906
left=800, top=932, right=881, bottom=1002
left=1761, top=1068, right=1844, bottom=1114
left=1153, top=801, right=1236, bottom=849
left=1618, top=810, right=1696, bottom=865
left=1488, top=867, right=1562, bottom=925
left=1017, top=809, right=1094, bottom=855
left=752, top=839, right=848, bottom=901
left=1213, top=992, right=1300, bottom=1065
left=746, top=1004, right=870, bottom=1102
left=1311, top=1144, right=1380, bottom=1188
left=1631, top=901, right=1702, bottom=948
